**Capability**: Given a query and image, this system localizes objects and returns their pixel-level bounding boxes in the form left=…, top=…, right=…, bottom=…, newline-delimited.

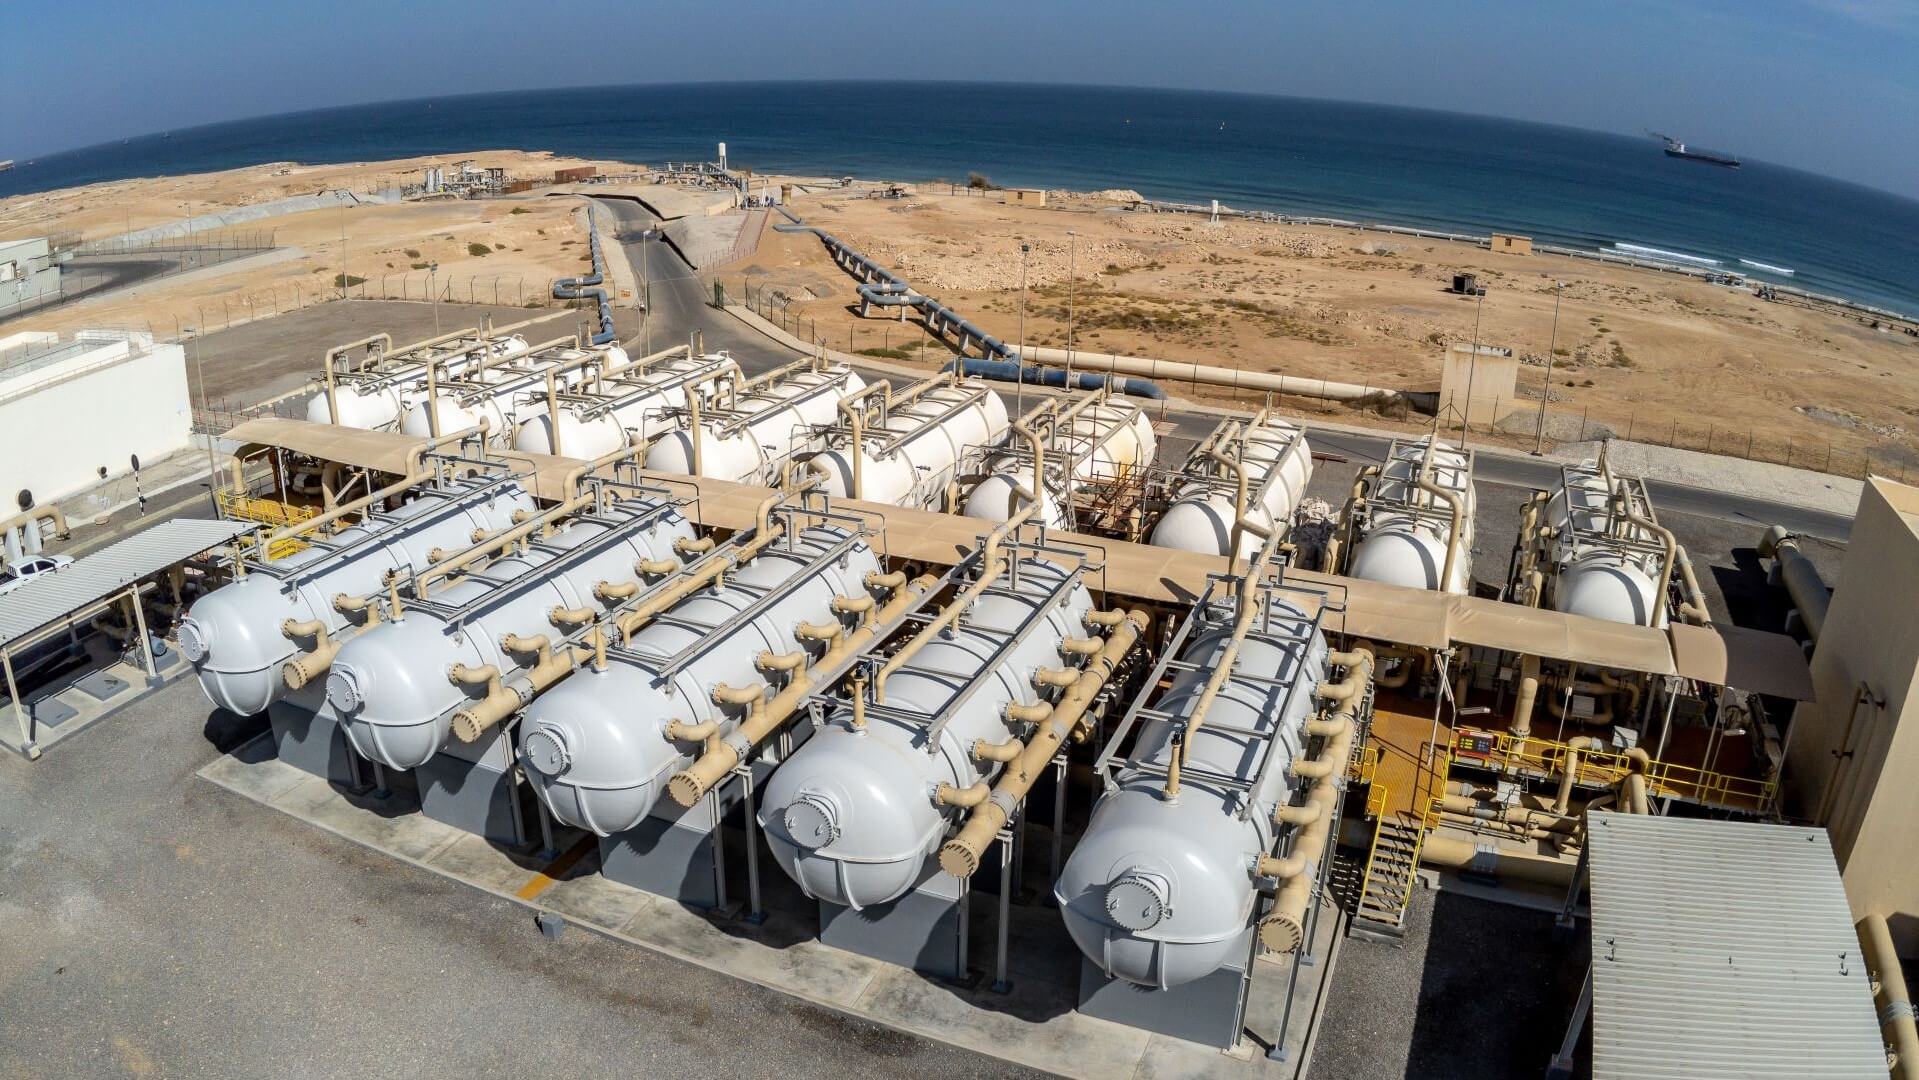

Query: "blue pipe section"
left=774, top=221, right=1023, bottom=365
left=940, top=358, right=1166, bottom=400
left=554, top=212, right=618, bottom=345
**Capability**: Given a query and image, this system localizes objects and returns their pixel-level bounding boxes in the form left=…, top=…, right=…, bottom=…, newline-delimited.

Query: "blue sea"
left=6, top=81, right=1918, bottom=316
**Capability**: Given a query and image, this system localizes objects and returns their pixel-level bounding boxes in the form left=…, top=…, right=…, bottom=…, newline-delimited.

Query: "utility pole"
left=641, top=228, right=655, bottom=356
left=1017, top=242, right=1030, bottom=413
left=1066, top=230, right=1078, bottom=385
left=1534, top=280, right=1563, bottom=455
left=184, top=327, right=220, bottom=511
left=1461, top=287, right=1486, bottom=448
left=429, top=263, right=440, bottom=334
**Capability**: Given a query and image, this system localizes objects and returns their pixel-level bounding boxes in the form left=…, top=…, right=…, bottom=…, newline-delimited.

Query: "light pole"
left=183, top=326, right=220, bottom=511
left=1017, top=242, right=1030, bottom=413
left=1461, top=286, right=1486, bottom=448
left=428, top=262, right=440, bottom=334
left=641, top=227, right=658, bottom=355
left=1534, top=280, right=1564, bottom=455
left=1066, top=230, right=1078, bottom=384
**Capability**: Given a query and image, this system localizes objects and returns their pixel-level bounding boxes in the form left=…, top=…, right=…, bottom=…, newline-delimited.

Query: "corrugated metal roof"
left=1584, top=812, right=1885, bottom=1080
left=0, top=518, right=255, bottom=649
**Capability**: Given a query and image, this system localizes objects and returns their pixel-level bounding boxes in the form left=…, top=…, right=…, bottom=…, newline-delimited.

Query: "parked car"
left=0, top=553, right=75, bottom=596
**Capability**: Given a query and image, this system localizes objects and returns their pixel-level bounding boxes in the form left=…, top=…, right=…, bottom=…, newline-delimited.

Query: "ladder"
left=1353, top=814, right=1424, bottom=937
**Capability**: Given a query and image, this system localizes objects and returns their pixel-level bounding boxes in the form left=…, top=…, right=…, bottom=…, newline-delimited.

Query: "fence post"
left=1746, top=429, right=1754, bottom=459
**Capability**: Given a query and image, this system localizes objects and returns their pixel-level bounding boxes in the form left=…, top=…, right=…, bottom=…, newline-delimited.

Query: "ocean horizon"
left=5, top=80, right=1917, bottom=316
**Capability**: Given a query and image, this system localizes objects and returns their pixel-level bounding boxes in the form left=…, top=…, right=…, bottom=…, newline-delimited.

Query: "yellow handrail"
left=1449, top=725, right=1775, bottom=812
left=216, top=490, right=317, bottom=559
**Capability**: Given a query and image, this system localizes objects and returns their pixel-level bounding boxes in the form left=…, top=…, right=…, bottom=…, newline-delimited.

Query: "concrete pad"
left=427, top=833, right=552, bottom=896
left=536, top=871, right=657, bottom=933
left=1136, top=1034, right=1273, bottom=1079
left=619, top=902, right=882, bottom=1008
left=273, top=779, right=464, bottom=863
left=199, top=738, right=311, bottom=804
left=855, top=965, right=1151, bottom=1080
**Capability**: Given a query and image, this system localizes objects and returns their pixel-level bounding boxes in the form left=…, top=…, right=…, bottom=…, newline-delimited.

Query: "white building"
left=0, top=238, right=63, bottom=319
left=0, top=330, right=193, bottom=508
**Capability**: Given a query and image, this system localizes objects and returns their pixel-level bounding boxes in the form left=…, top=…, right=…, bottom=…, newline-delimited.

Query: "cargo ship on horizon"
left=1656, top=133, right=1740, bottom=169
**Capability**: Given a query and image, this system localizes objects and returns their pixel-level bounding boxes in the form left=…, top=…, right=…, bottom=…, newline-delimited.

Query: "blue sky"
left=7, top=0, right=1918, bottom=196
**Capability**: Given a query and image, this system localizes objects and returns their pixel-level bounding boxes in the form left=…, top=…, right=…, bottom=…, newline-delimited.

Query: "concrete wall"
left=1787, top=477, right=1919, bottom=952
left=1437, top=345, right=1519, bottom=426
left=0, top=238, right=62, bottom=317
left=0, top=333, right=193, bottom=506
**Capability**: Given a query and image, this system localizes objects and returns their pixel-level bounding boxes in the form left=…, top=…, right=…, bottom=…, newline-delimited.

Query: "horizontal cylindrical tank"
left=511, top=353, right=736, bottom=458
left=645, top=366, right=865, bottom=485
left=1348, top=437, right=1475, bottom=594
left=400, top=345, right=616, bottom=442
left=762, top=559, right=1093, bottom=909
left=306, top=335, right=531, bottom=430
left=1541, top=467, right=1666, bottom=627
left=519, top=524, right=882, bottom=835
left=177, top=476, right=535, bottom=716
left=328, top=499, right=694, bottom=770
left=963, top=401, right=1155, bottom=528
left=1150, top=418, right=1312, bottom=558
left=1056, top=598, right=1329, bottom=990
left=815, top=381, right=1009, bottom=509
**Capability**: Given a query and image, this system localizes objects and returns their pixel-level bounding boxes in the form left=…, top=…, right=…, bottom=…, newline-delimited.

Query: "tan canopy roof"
left=225, top=418, right=1809, bottom=690
left=1668, top=622, right=1815, bottom=701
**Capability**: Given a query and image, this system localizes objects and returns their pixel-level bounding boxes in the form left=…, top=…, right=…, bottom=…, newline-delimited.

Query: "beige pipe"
left=1614, top=493, right=1705, bottom=625
left=1438, top=794, right=1579, bottom=833
left=1165, top=523, right=1289, bottom=799
left=1858, top=913, right=1919, bottom=1079
left=1255, top=650, right=1375, bottom=952
left=449, top=635, right=577, bottom=744
left=939, top=609, right=1149, bottom=877
left=665, top=572, right=942, bottom=807
left=973, top=737, right=1025, bottom=763
left=1326, top=465, right=1377, bottom=575
left=935, top=781, right=992, bottom=808
left=1016, top=345, right=1403, bottom=405
left=321, top=331, right=395, bottom=428
left=1413, top=462, right=1465, bottom=593
left=279, top=618, right=339, bottom=690
left=1511, top=654, right=1541, bottom=741
left=1553, top=735, right=1603, bottom=814
left=1419, top=834, right=1579, bottom=886
left=411, top=440, right=645, bottom=596
left=874, top=489, right=1041, bottom=702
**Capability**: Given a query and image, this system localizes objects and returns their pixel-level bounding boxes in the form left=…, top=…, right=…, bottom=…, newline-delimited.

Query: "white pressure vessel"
left=329, top=498, right=694, bottom=770
left=1347, top=436, right=1476, bottom=594
left=1150, top=418, right=1312, bottom=558
left=645, top=367, right=864, bottom=484
left=963, top=400, right=1155, bottom=528
left=178, top=475, right=536, bottom=716
left=813, top=380, right=1009, bottom=508
left=512, top=353, right=736, bottom=458
left=762, top=559, right=1092, bottom=908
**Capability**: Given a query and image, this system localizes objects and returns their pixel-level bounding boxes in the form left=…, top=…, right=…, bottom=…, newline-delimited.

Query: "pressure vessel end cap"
left=1104, top=871, right=1170, bottom=932
left=782, top=792, right=841, bottom=850
left=522, top=727, right=571, bottom=776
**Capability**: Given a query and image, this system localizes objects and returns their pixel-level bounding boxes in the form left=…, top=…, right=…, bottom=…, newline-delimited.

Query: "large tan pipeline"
left=1254, top=648, right=1374, bottom=952
left=1759, top=525, right=1830, bottom=644
left=259, top=419, right=490, bottom=549
left=1858, top=913, right=1919, bottom=1079
left=1016, top=345, right=1408, bottom=407
left=938, top=608, right=1150, bottom=877
left=664, top=571, right=940, bottom=807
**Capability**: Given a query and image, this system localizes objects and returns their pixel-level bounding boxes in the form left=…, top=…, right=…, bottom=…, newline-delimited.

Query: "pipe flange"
left=325, top=664, right=367, bottom=713
left=522, top=727, right=571, bottom=777
left=1104, top=870, right=1171, bottom=932
left=177, top=618, right=211, bottom=664
left=782, top=792, right=841, bottom=850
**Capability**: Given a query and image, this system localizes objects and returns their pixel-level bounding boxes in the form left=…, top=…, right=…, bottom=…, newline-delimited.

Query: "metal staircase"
left=1353, top=815, right=1424, bottom=937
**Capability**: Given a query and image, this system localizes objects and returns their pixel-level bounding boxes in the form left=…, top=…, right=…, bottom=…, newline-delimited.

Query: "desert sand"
left=728, top=184, right=1919, bottom=474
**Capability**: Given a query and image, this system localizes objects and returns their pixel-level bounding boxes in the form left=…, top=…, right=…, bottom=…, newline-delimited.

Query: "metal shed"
left=1551, top=811, right=1885, bottom=1079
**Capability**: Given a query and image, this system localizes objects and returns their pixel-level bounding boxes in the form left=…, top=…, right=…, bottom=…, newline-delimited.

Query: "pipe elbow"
left=1032, top=666, right=1079, bottom=689
left=635, top=557, right=678, bottom=577
left=550, top=605, right=595, bottom=626
left=973, top=738, right=1023, bottom=763
left=595, top=580, right=640, bottom=602
left=757, top=650, right=807, bottom=674
left=936, top=781, right=992, bottom=808
left=665, top=717, right=721, bottom=742
left=1006, top=701, right=1053, bottom=724
left=1060, top=636, right=1102, bottom=658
